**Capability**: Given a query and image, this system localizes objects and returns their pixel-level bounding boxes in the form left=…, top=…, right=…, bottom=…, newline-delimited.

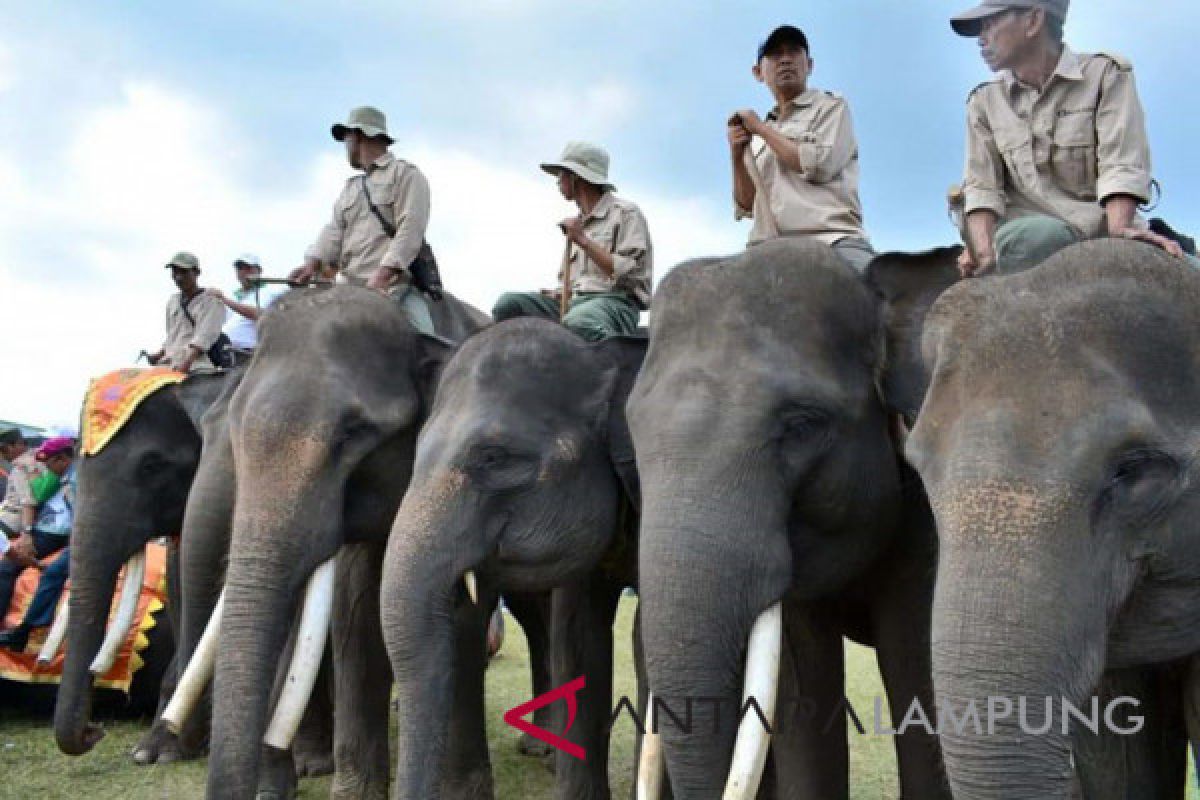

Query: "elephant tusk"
left=263, top=556, right=337, bottom=750
left=37, top=601, right=69, bottom=665
left=464, top=570, right=478, bottom=605
left=635, top=692, right=666, bottom=800
left=161, top=589, right=225, bottom=735
left=89, top=550, right=147, bottom=676
left=722, top=601, right=782, bottom=800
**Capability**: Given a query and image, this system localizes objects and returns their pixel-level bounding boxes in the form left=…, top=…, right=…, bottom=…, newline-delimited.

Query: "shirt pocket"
left=993, top=123, right=1037, bottom=187
left=1050, top=109, right=1098, bottom=200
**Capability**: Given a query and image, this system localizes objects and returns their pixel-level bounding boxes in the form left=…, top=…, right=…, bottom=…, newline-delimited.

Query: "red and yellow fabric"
left=81, top=368, right=186, bottom=457
left=0, top=543, right=168, bottom=691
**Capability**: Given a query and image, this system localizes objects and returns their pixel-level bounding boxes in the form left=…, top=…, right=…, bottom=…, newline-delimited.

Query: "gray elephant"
left=627, top=239, right=954, bottom=799
left=900, top=239, right=1197, bottom=799
left=381, top=319, right=644, bottom=800
left=206, top=286, right=498, bottom=799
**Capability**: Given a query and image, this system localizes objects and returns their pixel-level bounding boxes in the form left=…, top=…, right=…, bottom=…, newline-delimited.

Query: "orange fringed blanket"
left=0, top=543, right=168, bottom=691
left=81, top=367, right=186, bottom=456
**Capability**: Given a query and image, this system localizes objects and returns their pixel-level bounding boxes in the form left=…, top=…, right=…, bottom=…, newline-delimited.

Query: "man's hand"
left=367, top=265, right=400, bottom=293
left=957, top=246, right=996, bottom=278
left=8, top=534, right=39, bottom=570
left=288, top=264, right=317, bottom=287
left=146, top=349, right=165, bottom=366
left=1115, top=226, right=1186, bottom=258
left=559, top=216, right=586, bottom=245
left=727, top=114, right=752, bottom=154
left=731, top=109, right=765, bottom=136
left=207, top=288, right=227, bottom=304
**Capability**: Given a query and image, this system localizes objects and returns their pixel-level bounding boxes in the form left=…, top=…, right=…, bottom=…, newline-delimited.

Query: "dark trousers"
left=0, top=531, right=68, bottom=620
left=22, top=547, right=70, bottom=628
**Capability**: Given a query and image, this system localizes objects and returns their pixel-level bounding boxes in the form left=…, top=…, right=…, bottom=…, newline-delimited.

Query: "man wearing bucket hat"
left=146, top=251, right=228, bottom=372
left=728, top=25, right=875, bottom=272
left=492, top=141, right=652, bottom=341
left=951, top=0, right=1192, bottom=277
left=290, top=105, right=436, bottom=334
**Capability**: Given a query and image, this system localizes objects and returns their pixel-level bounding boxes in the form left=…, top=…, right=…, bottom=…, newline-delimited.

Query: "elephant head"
left=381, top=319, right=644, bottom=799
left=207, top=286, right=460, bottom=797
left=55, top=370, right=231, bottom=756
left=906, top=240, right=1200, bottom=798
left=627, top=239, right=914, bottom=796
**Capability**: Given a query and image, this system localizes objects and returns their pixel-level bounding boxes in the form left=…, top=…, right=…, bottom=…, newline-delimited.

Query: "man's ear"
left=590, top=335, right=648, bottom=511
left=412, top=333, right=458, bottom=413
left=752, top=63, right=764, bottom=83
left=865, top=245, right=963, bottom=421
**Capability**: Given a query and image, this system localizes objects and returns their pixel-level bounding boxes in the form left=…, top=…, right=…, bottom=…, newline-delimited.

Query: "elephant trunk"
left=931, top=493, right=1106, bottom=800
left=637, top=480, right=791, bottom=798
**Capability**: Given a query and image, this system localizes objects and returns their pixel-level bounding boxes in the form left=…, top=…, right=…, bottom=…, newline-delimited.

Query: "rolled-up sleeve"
left=962, top=95, right=1008, bottom=217
left=796, top=98, right=858, bottom=185
left=381, top=166, right=431, bottom=270
left=1095, top=62, right=1152, bottom=204
left=189, top=294, right=226, bottom=351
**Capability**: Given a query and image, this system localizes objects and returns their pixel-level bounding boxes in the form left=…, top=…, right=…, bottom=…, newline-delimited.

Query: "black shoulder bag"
left=361, top=176, right=444, bottom=301
left=180, top=293, right=234, bottom=369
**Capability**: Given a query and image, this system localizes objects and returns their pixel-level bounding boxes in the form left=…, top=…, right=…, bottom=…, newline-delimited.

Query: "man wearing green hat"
left=492, top=141, right=652, bottom=341
left=291, top=105, right=435, bottom=334
left=146, top=251, right=226, bottom=372
left=951, top=0, right=1192, bottom=277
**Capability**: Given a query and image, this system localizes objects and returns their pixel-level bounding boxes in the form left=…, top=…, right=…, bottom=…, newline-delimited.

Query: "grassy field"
left=0, top=596, right=1194, bottom=798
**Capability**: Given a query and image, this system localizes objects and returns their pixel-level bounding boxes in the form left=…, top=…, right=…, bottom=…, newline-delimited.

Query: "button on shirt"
left=962, top=47, right=1153, bottom=238
left=163, top=290, right=225, bottom=371
left=222, top=284, right=286, bottom=350
left=737, top=89, right=867, bottom=246
left=311, top=152, right=431, bottom=286
left=561, top=191, right=654, bottom=310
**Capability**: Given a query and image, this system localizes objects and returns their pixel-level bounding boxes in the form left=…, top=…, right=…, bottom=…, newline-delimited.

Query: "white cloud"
left=0, top=41, right=13, bottom=93
left=504, top=80, right=639, bottom=144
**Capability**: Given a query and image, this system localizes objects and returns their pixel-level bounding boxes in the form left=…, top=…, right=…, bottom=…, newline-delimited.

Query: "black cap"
left=0, top=427, right=22, bottom=447
left=757, top=25, right=810, bottom=61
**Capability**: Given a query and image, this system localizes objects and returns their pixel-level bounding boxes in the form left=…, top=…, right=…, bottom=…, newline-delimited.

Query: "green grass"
left=0, top=597, right=1194, bottom=798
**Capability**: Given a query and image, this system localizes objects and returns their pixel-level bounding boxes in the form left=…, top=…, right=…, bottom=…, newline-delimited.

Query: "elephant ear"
left=412, top=333, right=459, bottom=415
left=866, top=245, right=963, bottom=421
left=591, top=334, right=648, bottom=511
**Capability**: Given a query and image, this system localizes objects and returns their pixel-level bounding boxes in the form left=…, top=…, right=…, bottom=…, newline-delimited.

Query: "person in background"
left=146, top=252, right=226, bottom=371
left=207, top=253, right=285, bottom=364
left=0, top=428, right=27, bottom=504
left=0, top=432, right=48, bottom=565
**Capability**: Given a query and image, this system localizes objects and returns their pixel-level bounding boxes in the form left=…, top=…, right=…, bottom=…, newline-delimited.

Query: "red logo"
left=502, top=675, right=587, bottom=760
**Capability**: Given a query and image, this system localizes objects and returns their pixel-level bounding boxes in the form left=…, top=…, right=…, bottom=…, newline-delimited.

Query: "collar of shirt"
left=582, top=190, right=616, bottom=223
left=766, top=88, right=820, bottom=122
left=1001, top=45, right=1084, bottom=96
left=366, top=151, right=396, bottom=173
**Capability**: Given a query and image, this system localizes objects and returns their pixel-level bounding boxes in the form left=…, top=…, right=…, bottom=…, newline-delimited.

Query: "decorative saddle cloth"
left=82, top=368, right=186, bottom=456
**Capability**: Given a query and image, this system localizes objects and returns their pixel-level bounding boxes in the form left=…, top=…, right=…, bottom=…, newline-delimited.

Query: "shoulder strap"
left=361, top=175, right=397, bottom=238
left=179, top=293, right=196, bottom=327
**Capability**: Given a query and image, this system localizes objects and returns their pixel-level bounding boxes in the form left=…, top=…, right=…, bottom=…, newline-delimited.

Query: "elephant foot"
left=256, top=745, right=297, bottom=800
left=517, top=731, right=554, bottom=758
left=291, top=739, right=334, bottom=778
left=440, top=766, right=495, bottom=800
left=131, top=721, right=202, bottom=765
left=330, top=773, right=388, bottom=800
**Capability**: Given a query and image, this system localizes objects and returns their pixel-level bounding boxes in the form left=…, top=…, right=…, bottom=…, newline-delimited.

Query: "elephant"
left=626, top=239, right=955, bottom=799
left=381, top=319, right=645, bottom=800
left=899, top=239, right=1199, bottom=799
left=205, top=286, right=500, bottom=800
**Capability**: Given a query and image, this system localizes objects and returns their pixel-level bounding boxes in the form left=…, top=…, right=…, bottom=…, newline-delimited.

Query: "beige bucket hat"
left=951, top=0, right=1068, bottom=36
left=540, top=141, right=615, bottom=190
left=331, top=106, right=394, bottom=144
left=164, top=251, right=200, bottom=271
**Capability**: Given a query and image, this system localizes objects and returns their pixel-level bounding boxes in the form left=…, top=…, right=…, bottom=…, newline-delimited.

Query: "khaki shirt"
left=0, top=451, right=44, bottom=534
left=560, top=191, right=654, bottom=310
left=311, top=152, right=431, bottom=285
left=962, top=47, right=1153, bottom=238
left=737, top=88, right=867, bottom=246
left=163, top=290, right=224, bottom=371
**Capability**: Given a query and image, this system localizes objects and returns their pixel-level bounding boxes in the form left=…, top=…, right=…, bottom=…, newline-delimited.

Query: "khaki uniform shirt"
left=962, top=47, right=1152, bottom=238
left=163, top=290, right=224, bottom=371
left=737, top=88, right=867, bottom=246
left=561, top=191, right=654, bottom=310
left=0, top=451, right=44, bottom=535
left=311, top=152, right=431, bottom=285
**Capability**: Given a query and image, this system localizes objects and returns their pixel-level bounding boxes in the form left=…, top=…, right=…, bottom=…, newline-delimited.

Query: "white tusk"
left=636, top=692, right=666, bottom=800
left=263, top=557, right=336, bottom=750
left=722, top=602, right=783, bottom=800
left=161, top=589, right=225, bottom=735
left=37, top=601, right=69, bottom=665
left=464, top=570, right=478, bottom=605
left=90, top=550, right=147, bottom=675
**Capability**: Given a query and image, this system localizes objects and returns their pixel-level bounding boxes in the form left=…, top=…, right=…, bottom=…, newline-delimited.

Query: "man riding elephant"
left=949, top=0, right=1199, bottom=276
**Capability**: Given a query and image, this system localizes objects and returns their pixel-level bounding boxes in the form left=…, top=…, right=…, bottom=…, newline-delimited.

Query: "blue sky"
left=2, top=1, right=1198, bottom=426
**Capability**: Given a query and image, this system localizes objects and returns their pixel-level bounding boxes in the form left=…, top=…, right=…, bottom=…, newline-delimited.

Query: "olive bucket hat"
left=540, top=141, right=615, bottom=191
left=951, top=0, right=1068, bottom=36
left=164, top=251, right=200, bottom=271
left=331, top=106, right=394, bottom=144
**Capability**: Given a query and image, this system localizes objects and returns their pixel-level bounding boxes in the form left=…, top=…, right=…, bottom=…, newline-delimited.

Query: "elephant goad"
left=628, top=239, right=956, bottom=799
left=906, top=240, right=1198, bottom=799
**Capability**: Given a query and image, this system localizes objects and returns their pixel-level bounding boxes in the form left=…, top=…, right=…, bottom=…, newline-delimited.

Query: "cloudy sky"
left=3, top=1, right=1198, bottom=427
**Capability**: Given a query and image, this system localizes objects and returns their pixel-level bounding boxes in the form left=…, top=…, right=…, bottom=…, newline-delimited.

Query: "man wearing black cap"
left=728, top=25, right=874, bottom=272
left=290, top=105, right=435, bottom=334
left=146, top=251, right=226, bottom=372
left=950, top=0, right=1192, bottom=276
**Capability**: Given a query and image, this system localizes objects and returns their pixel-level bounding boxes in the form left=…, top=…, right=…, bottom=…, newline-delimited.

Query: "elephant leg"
left=504, top=590, right=557, bottom=760
left=292, top=643, right=335, bottom=778
left=770, top=600, right=847, bottom=800
left=1072, top=665, right=1187, bottom=800
left=330, top=542, right=392, bottom=800
left=549, top=574, right=621, bottom=800
left=437, top=584, right=496, bottom=800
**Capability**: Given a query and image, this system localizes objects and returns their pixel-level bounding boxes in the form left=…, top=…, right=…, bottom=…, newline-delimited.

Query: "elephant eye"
left=1103, top=449, right=1179, bottom=520
left=467, top=445, right=538, bottom=490
left=778, top=407, right=831, bottom=439
left=137, top=452, right=167, bottom=480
